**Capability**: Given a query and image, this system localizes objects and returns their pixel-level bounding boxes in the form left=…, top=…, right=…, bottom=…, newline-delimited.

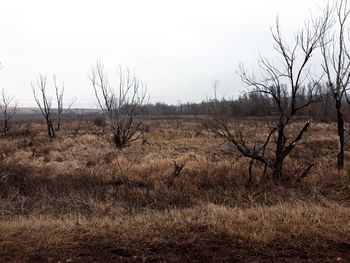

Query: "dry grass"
left=0, top=204, right=349, bottom=262
left=0, top=118, right=349, bottom=262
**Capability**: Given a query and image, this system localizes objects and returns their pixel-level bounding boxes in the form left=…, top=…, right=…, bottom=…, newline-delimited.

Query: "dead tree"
left=0, top=89, right=17, bottom=137
left=32, top=75, right=56, bottom=138
left=90, top=62, right=147, bottom=148
left=203, top=15, right=330, bottom=183
left=320, top=0, right=350, bottom=169
left=53, top=75, right=75, bottom=131
left=32, top=75, right=74, bottom=137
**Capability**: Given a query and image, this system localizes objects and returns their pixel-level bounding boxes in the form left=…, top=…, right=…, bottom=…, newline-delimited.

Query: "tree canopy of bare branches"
left=90, top=62, right=148, bottom=148
left=32, top=75, right=74, bottom=138
left=321, top=0, right=350, bottom=168
left=32, top=75, right=56, bottom=138
left=53, top=75, right=75, bottom=131
left=203, top=14, right=330, bottom=183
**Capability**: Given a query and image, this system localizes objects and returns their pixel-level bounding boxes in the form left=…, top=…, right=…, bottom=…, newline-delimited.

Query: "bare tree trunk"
left=336, top=99, right=345, bottom=168
left=272, top=159, right=284, bottom=181
left=47, top=120, right=55, bottom=138
left=320, top=0, right=350, bottom=169
left=3, top=118, right=9, bottom=136
left=273, top=121, right=286, bottom=181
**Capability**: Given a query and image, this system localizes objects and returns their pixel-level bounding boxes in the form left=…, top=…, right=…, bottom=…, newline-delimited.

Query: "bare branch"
left=90, top=62, right=148, bottom=148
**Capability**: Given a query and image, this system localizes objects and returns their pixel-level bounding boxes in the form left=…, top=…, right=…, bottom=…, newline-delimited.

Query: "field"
left=0, top=117, right=349, bottom=262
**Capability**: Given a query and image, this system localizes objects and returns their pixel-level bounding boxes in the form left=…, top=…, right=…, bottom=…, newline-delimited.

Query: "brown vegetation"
left=0, top=117, right=349, bottom=262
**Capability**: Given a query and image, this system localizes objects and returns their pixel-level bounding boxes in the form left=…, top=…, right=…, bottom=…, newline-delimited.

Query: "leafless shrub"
left=165, top=161, right=185, bottom=189
left=102, top=156, right=154, bottom=200
left=90, top=62, right=148, bottom=148
left=93, top=114, right=106, bottom=127
left=1, top=170, right=28, bottom=195
left=71, top=113, right=86, bottom=139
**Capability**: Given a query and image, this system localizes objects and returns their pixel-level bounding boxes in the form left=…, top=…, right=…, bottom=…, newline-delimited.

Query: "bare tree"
left=203, top=15, right=330, bottom=183
left=90, top=62, right=148, bottom=148
left=0, top=89, right=17, bottom=137
left=53, top=75, right=75, bottom=131
left=32, top=75, right=74, bottom=138
left=320, top=0, right=350, bottom=168
left=32, top=75, right=56, bottom=138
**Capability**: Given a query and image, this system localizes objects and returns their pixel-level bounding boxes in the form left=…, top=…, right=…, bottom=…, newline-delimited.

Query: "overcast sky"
left=0, top=0, right=324, bottom=108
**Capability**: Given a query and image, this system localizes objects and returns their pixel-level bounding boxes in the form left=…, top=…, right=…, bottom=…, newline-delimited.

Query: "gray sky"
left=0, top=0, right=324, bottom=108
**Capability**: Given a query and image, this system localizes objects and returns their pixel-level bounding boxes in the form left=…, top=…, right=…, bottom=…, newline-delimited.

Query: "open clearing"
left=0, top=118, right=349, bottom=262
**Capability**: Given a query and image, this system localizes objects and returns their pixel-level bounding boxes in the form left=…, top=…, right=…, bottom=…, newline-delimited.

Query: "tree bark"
left=47, top=120, right=55, bottom=138
left=336, top=99, right=345, bottom=168
left=272, top=121, right=286, bottom=181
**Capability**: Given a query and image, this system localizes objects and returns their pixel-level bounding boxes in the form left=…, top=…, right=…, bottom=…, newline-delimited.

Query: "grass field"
left=0, top=117, right=349, bottom=262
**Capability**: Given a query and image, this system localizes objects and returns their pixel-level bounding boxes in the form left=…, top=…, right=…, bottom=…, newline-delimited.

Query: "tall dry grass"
left=0, top=118, right=349, bottom=261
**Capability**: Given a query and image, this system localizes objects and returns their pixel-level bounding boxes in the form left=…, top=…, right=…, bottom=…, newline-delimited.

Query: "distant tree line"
left=141, top=85, right=347, bottom=122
